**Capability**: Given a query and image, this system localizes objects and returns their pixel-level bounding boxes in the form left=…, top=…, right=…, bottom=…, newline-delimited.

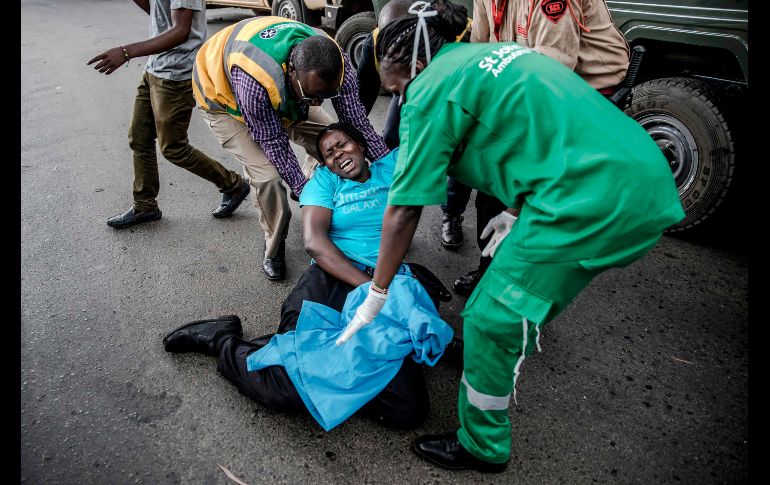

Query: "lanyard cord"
left=567, top=0, right=591, bottom=33
left=491, top=0, right=508, bottom=41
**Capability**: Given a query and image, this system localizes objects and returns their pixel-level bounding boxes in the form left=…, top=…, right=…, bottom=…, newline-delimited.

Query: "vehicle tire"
left=335, top=12, right=376, bottom=71
left=271, top=0, right=302, bottom=22
left=624, top=77, right=735, bottom=232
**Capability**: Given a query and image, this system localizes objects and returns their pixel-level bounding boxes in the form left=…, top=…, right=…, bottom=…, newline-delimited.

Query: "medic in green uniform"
left=335, top=0, right=685, bottom=473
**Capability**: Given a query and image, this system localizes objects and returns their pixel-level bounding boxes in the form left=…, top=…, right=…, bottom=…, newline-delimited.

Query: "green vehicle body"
left=609, top=1, right=747, bottom=86
left=608, top=1, right=747, bottom=231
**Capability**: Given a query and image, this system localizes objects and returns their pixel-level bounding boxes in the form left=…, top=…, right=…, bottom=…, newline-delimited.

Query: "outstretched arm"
left=302, top=206, right=371, bottom=287
left=86, top=7, right=193, bottom=75
left=372, top=205, right=422, bottom=290
left=335, top=204, right=422, bottom=345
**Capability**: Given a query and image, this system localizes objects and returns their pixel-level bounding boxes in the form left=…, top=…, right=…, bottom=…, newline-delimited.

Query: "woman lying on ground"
left=163, top=122, right=459, bottom=431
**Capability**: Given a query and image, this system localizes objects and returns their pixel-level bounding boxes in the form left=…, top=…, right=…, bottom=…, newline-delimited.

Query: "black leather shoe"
left=442, top=337, right=464, bottom=370
left=212, top=178, right=250, bottom=218
left=163, top=315, right=243, bottom=356
left=263, top=241, right=286, bottom=281
left=453, top=267, right=486, bottom=296
left=441, top=213, right=464, bottom=249
left=413, top=433, right=508, bottom=473
left=107, top=207, right=162, bottom=229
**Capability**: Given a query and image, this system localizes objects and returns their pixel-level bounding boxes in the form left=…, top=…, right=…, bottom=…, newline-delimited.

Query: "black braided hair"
left=315, top=122, right=369, bottom=163
left=376, top=0, right=468, bottom=68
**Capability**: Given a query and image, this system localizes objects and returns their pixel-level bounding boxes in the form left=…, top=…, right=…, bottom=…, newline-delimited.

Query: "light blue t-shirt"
left=299, top=148, right=398, bottom=267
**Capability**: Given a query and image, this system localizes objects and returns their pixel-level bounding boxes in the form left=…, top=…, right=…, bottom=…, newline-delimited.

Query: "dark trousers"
left=382, top=95, right=401, bottom=150
left=129, top=72, right=241, bottom=211
left=441, top=177, right=473, bottom=217
left=216, top=264, right=430, bottom=429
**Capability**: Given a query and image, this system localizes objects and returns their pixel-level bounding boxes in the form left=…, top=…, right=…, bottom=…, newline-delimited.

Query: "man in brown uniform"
left=472, top=0, right=629, bottom=87
left=453, top=0, right=631, bottom=297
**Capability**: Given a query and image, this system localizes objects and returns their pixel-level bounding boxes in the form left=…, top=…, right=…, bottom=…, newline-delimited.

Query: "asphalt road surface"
left=21, top=1, right=749, bottom=483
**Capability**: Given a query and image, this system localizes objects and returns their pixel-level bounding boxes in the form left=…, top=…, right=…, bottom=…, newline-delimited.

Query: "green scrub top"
left=388, top=42, right=684, bottom=263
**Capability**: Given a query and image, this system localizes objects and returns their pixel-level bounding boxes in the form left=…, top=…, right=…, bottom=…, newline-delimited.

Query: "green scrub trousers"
left=457, top=232, right=662, bottom=463
left=385, top=42, right=686, bottom=465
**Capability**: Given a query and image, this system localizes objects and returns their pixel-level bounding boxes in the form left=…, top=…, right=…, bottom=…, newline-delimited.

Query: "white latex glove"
left=335, top=286, right=388, bottom=345
left=480, top=210, right=517, bottom=258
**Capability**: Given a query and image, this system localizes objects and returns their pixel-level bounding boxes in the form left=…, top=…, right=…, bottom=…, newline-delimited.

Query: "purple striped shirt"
left=230, top=53, right=389, bottom=196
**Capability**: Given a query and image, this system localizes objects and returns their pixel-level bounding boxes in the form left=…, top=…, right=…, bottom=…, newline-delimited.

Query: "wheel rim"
left=636, top=113, right=699, bottom=196
left=277, top=1, right=297, bottom=19
left=346, top=31, right=370, bottom=70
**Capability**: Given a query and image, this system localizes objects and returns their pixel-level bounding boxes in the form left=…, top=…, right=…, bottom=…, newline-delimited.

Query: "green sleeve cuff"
left=387, top=192, right=447, bottom=207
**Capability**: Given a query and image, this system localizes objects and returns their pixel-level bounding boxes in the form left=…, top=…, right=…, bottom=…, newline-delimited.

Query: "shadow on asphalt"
left=668, top=180, right=749, bottom=258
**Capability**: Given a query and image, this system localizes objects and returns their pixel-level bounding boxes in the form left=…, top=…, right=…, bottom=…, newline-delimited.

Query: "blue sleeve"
left=371, top=147, right=399, bottom=184
left=299, top=167, right=336, bottom=210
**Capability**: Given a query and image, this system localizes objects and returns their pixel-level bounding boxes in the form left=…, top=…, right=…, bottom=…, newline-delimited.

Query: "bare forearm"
left=372, top=205, right=422, bottom=289
left=307, top=240, right=371, bottom=287
left=133, top=0, right=151, bottom=15
left=87, top=7, right=192, bottom=75
left=123, top=23, right=190, bottom=59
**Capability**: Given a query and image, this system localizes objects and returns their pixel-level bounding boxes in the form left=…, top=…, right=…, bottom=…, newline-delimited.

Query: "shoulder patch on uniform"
left=259, top=28, right=277, bottom=39
left=540, top=0, right=567, bottom=24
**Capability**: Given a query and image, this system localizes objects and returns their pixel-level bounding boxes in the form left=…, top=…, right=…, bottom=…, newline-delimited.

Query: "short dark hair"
left=377, top=0, right=467, bottom=68
left=315, top=122, right=369, bottom=162
left=292, top=36, right=343, bottom=82
left=379, top=0, right=418, bottom=28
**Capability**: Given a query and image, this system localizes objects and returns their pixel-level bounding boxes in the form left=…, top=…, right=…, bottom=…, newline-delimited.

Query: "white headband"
left=408, top=1, right=437, bottom=78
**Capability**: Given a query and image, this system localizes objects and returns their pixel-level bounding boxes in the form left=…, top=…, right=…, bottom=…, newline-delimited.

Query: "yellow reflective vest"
left=193, top=16, right=322, bottom=126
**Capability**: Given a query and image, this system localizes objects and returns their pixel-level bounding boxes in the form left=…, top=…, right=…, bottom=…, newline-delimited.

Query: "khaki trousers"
left=129, top=72, right=242, bottom=212
left=199, top=106, right=334, bottom=258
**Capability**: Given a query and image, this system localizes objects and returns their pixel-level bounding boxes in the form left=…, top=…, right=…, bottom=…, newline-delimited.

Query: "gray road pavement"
left=21, top=1, right=749, bottom=483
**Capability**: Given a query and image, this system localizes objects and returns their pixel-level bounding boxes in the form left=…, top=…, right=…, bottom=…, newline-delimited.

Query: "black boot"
left=441, top=212, right=464, bottom=249
left=163, top=315, right=243, bottom=356
left=263, top=241, right=286, bottom=281
left=413, top=433, right=508, bottom=472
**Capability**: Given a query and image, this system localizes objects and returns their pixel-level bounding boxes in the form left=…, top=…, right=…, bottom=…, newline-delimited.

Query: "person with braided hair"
left=453, top=0, right=632, bottom=297
left=356, top=0, right=475, bottom=250
left=334, top=0, right=684, bottom=472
